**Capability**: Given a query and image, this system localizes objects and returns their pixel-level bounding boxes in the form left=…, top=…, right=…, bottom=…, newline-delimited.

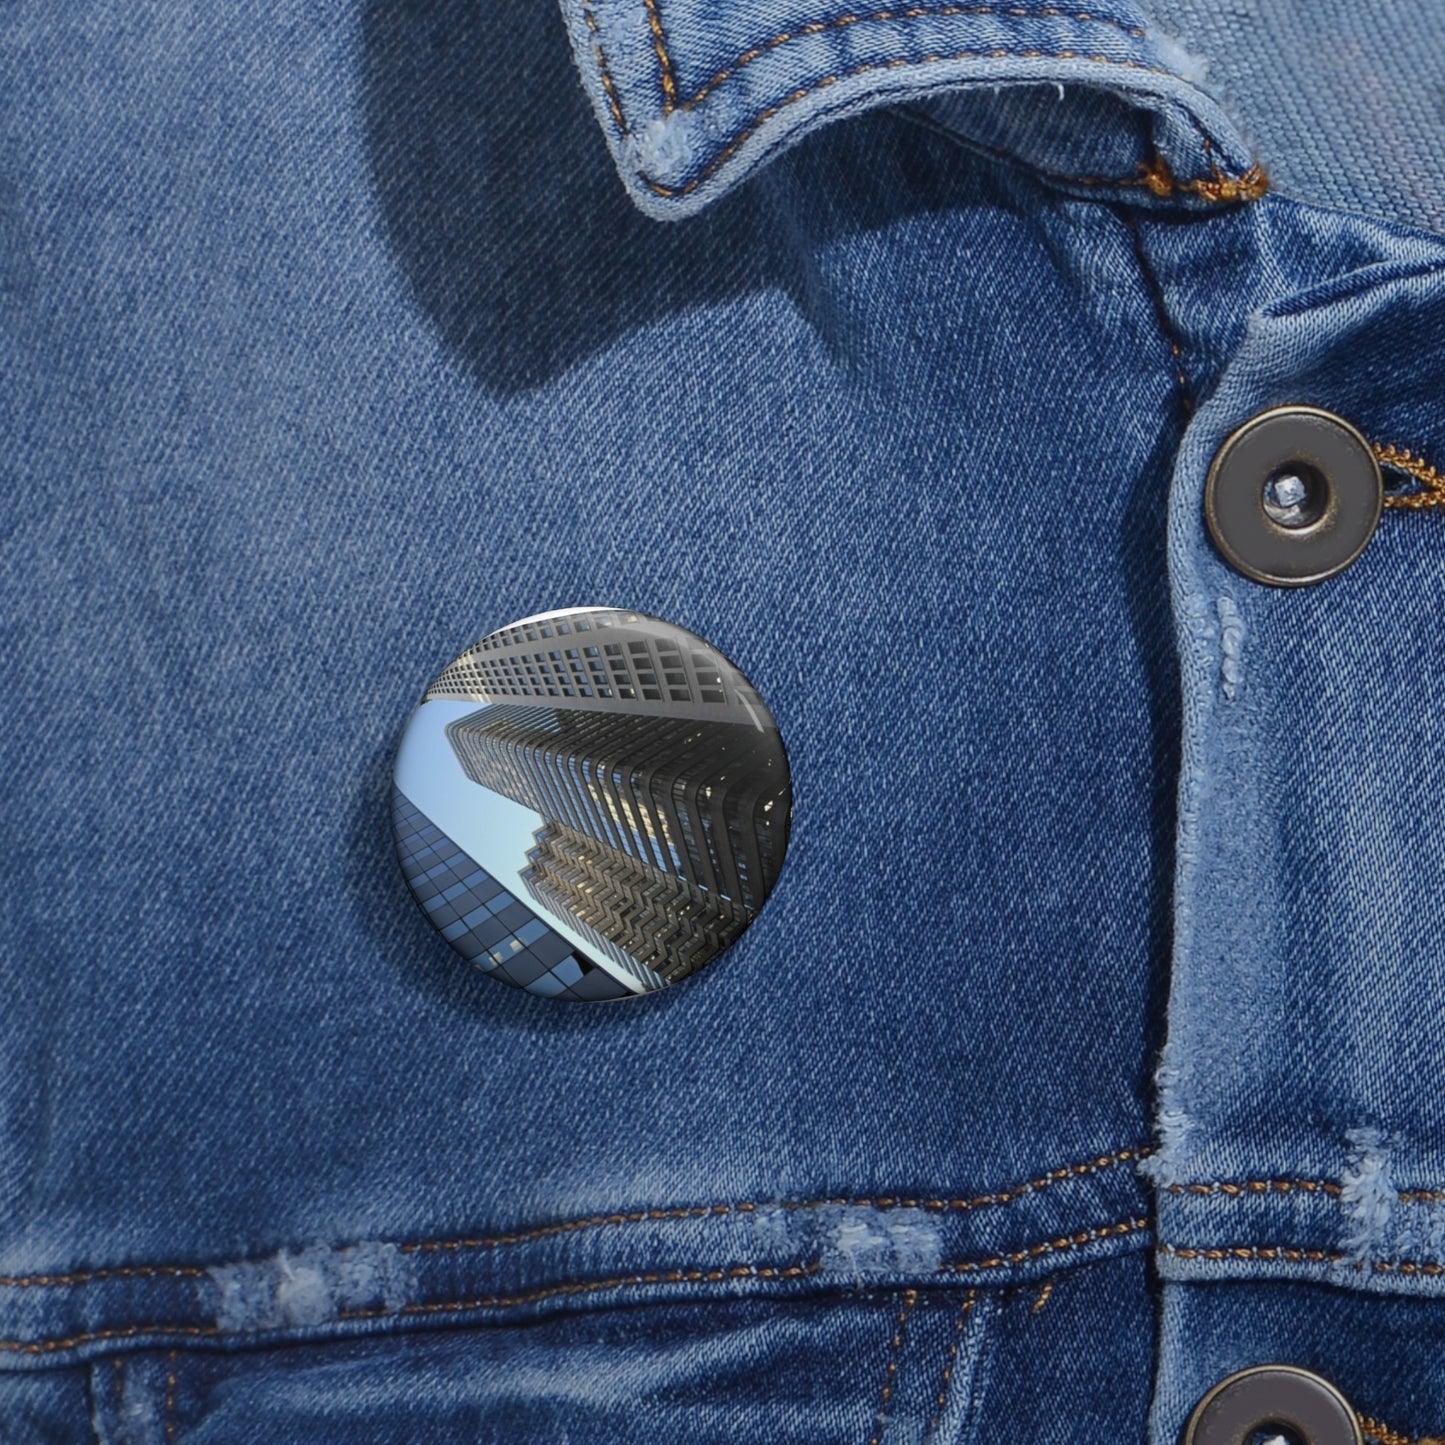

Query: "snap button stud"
left=1183, top=1365, right=1362, bottom=1445
left=1204, top=405, right=1382, bottom=586
left=392, top=608, right=792, bottom=1001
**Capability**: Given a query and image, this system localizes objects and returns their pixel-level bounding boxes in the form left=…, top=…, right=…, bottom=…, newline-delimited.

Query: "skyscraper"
left=435, top=610, right=790, bottom=984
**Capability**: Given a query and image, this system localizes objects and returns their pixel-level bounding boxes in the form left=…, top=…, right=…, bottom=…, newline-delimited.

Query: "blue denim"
left=3, top=0, right=1445, bottom=1440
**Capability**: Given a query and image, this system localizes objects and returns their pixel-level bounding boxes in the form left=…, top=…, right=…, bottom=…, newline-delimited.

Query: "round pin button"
left=392, top=608, right=792, bottom=1000
left=1204, top=405, right=1382, bottom=586
left=1183, top=1365, right=1363, bottom=1445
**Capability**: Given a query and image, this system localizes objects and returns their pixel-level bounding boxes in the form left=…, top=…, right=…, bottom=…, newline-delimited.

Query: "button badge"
left=393, top=609, right=792, bottom=1000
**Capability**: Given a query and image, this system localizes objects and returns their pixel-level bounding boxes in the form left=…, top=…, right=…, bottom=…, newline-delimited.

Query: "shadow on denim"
left=359, top=0, right=984, bottom=394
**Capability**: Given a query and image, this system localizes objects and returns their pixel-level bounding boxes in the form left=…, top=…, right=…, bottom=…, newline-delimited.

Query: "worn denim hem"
left=0, top=1147, right=1150, bottom=1367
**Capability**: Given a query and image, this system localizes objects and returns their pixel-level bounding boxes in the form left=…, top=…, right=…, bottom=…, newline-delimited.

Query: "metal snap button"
left=393, top=608, right=792, bottom=1001
left=1204, top=405, right=1382, bottom=586
left=1183, top=1365, right=1363, bottom=1445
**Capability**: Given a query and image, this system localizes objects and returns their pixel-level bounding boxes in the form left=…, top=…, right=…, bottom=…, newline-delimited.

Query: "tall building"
left=434, top=610, right=790, bottom=984
left=391, top=788, right=636, bottom=1001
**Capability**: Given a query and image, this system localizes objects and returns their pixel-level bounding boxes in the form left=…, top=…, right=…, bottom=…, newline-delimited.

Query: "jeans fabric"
left=2, top=0, right=1444, bottom=1441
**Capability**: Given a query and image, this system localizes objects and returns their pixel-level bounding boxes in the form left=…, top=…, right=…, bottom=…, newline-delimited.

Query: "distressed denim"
left=3, top=0, right=1445, bottom=1441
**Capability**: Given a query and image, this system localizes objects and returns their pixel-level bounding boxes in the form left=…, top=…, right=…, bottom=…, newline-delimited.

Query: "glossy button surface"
left=393, top=608, right=792, bottom=1001
left=1204, top=405, right=1382, bottom=586
left=1184, top=1365, right=1363, bottom=1445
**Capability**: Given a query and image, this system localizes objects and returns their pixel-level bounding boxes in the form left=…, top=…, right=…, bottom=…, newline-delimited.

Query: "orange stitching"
left=924, top=1291, right=977, bottom=1438
left=941, top=1217, right=1150, bottom=1273
left=1030, top=1277, right=1055, bottom=1313
left=1136, top=151, right=1268, bottom=203
left=1164, top=1177, right=1445, bottom=1203
left=1374, top=444, right=1445, bottom=510
left=399, top=1146, right=1151, bottom=1257
left=868, top=1288, right=919, bottom=1445
left=583, top=7, right=627, bottom=132
left=1360, top=1414, right=1445, bottom=1445
left=639, top=51, right=1263, bottom=200
left=677, top=6, right=1149, bottom=112
left=1160, top=1242, right=1345, bottom=1264
left=1363, top=1418, right=1414, bottom=1445
left=1159, top=1242, right=1445, bottom=1276
left=584, top=2, right=1266, bottom=204
left=0, top=1211, right=1148, bottom=1356
left=164, top=1348, right=178, bottom=1442
left=642, top=0, right=677, bottom=107
left=1165, top=1178, right=1343, bottom=1198
left=0, top=1263, right=206, bottom=1289
left=0, top=1324, right=223, bottom=1357
left=0, top=1147, right=1150, bottom=1293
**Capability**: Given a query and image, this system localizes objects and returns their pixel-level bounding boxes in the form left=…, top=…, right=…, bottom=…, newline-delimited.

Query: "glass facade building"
left=391, top=789, right=633, bottom=1001
left=444, top=699, right=789, bottom=984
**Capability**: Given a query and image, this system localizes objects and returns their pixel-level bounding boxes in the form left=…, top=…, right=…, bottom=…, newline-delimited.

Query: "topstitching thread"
left=584, top=2, right=1264, bottom=200
left=0, top=1147, right=1150, bottom=1291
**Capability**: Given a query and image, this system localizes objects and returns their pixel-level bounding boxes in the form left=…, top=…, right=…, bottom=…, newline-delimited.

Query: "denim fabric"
left=2, top=0, right=1445, bottom=1441
left=1145, top=1, right=1445, bottom=235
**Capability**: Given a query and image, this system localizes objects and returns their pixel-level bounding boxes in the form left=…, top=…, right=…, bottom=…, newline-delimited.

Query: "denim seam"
left=866, top=1288, right=919, bottom=1445
left=939, top=1217, right=1149, bottom=1273
left=1157, top=1243, right=1445, bottom=1276
left=632, top=51, right=1248, bottom=200
left=592, top=3, right=1269, bottom=200
left=1029, top=1277, right=1055, bottom=1312
left=640, top=5, right=1149, bottom=116
left=0, top=1220, right=1150, bottom=1356
left=1165, top=1178, right=1445, bottom=1202
left=923, top=1290, right=978, bottom=1438
left=0, top=1146, right=1152, bottom=1293
left=163, top=1348, right=178, bottom=1442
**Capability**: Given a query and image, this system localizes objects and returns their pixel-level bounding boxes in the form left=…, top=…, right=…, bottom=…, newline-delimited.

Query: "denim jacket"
left=4, top=0, right=1445, bottom=1441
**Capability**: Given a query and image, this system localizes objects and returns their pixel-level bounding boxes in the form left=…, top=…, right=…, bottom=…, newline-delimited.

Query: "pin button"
left=1204, top=405, right=1382, bottom=586
left=393, top=608, right=792, bottom=1001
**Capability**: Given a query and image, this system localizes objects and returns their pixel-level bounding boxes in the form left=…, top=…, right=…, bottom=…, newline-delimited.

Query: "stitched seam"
left=1374, top=443, right=1445, bottom=510
left=674, top=6, right=1150, bottom=113
left=867, top=1288, right=918, bottom=1445
left=584, top=7, right=628, bottom=132
left=1119, top=208, right=1193, bottom=416
left=585, top=2, right=1267, bottom=202
left=1158, top=1243, right=1445, bottom=1275
left=164, top=1348, right=178, bottom=1442
left=0, top=1216, right=1149, bottom=1355
left=940, top=1216, right=1149, bottom=1273
left=1029, top=1277, right=1055, bottom=1312
left=1360, top=1413, right=1445, bottom=1445
left=924, top=1291, right=977, bottom=1439
left=637, top=52, right=1246, bottom=200
left=399, top=1146, right=1152, bottom=1258
left=1166, top=1178, right=1445, bottom=1203
left=642, top=0, right=677, bottom=106
left=0, top=1146, right=1150, bottom=1292
left=1166, top=1178, right=1343, bottom=1198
